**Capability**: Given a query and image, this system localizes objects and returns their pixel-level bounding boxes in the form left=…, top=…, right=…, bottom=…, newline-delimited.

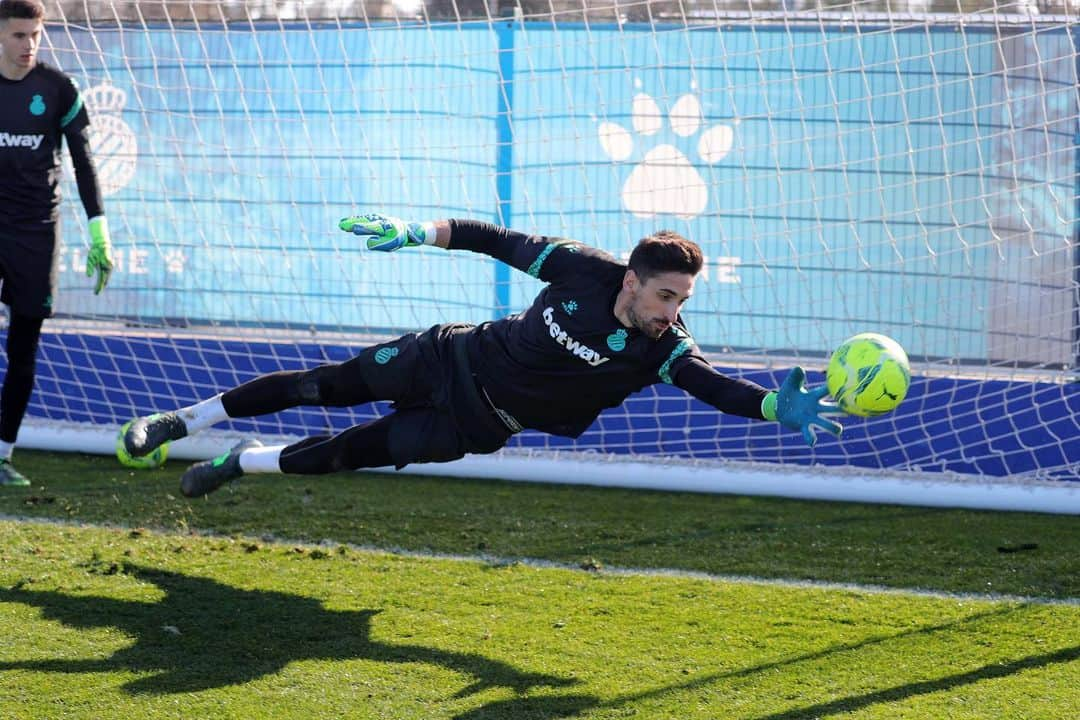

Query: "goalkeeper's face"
left=0, top=17, right=43, bottom=73
left=623, top=270, right=695, bottom=340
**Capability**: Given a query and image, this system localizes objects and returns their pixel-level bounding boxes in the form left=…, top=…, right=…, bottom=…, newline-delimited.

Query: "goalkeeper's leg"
left=180, top=409, right=464, bottom=498
left=174, top=326, right=511, bottom=498
left=125, top=334, right=427, bottom=458
left=0, top=313, right=43, bottom=485
left=124, top=358, right=382, bottom=457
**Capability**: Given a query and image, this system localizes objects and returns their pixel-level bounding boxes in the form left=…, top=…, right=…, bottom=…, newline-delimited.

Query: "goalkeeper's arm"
left=66, top=123, right=113, bottom=294
left=339, top=214, right=450, bottom=251
left=340, top=214, right=589, bottom=281
left=676, top=359, right=842, bottom=447
left=340, top=214, right=528, bottom=261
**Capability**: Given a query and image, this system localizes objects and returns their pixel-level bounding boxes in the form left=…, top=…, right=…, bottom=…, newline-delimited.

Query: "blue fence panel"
left=19, top=332, right=1080, bottom=479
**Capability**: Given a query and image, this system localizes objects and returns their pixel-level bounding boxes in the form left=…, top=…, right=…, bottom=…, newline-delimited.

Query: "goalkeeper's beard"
left=625, top=296, right=670, bottom=340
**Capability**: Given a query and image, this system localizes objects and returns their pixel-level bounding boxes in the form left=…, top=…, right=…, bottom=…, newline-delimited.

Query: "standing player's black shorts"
left=0, top=224, right=59, bottom=318
left=345, top=322, right=519, bottom=468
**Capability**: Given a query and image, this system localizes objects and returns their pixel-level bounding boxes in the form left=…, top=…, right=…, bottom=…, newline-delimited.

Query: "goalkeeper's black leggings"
left=1, top=312, right=44, bottom=444
left=218, top=324, right=514, bottom=474
left=220, top=359, right=397, bottom=473
left=221, top=356, right=378, bottom=415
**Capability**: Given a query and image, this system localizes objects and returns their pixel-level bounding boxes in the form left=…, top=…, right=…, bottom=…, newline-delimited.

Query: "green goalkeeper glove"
left=761, top=366, right=843, bottom=447
left=86, top=216, right=114, bottom=295
left=339, top=213, right=436, bottom=252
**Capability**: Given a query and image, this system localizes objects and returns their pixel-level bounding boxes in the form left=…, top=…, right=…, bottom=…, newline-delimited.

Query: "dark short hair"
left=0, top=0, right=45, bottom=22
left=627, top=229, right=703, bottom=283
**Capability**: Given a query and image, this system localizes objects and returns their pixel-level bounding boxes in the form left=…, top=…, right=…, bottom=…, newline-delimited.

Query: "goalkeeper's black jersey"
left=0, top=62, right=96, bottom=231
left=451, top=220, right=768, bottom=438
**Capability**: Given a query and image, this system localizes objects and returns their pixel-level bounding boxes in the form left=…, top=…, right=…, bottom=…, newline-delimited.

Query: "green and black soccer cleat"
left=0, top=459, right=30, bottom=487
left=123, top=413, right=188, bottom=457
left=180, top=439, right=262, bottom=498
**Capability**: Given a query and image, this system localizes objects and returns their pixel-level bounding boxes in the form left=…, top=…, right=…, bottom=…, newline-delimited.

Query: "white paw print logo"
left=599, top=88, right=735, bottom=219
left=163, top=249, right=187, bottom=273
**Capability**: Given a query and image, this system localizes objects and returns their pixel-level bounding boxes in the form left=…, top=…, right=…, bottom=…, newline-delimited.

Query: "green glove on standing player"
left=86, top=215, right=114, bottom=294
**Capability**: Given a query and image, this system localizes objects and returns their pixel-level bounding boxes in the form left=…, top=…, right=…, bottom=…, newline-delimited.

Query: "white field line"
left=3, top=514, right=1077, bottom=608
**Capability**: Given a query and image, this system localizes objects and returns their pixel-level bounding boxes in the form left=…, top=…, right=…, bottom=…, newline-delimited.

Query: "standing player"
left=0, top=0, right=114, bottom=486
left=126, top=214, right=842, bottom=498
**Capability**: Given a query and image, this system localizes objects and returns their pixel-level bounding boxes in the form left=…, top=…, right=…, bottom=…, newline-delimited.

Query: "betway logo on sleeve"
left=0, top=133, right=45, bottom=150
left=542, top=307, right=609, bottom=367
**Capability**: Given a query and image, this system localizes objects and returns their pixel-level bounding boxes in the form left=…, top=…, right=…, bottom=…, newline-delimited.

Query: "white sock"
left=239, top=444, right=284, bottom=474
left=0, top=441, right=12, bottom=461
left=176, top=393, right=228, bottom=434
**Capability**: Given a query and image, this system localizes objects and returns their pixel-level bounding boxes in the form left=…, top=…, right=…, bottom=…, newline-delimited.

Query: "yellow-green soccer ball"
left=115, top=419, right=169, bottom=469
left=826, top=333, right=911, bottom=417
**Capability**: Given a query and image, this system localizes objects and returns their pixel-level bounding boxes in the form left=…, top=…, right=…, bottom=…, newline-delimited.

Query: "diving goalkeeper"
left=123, top=214, right=842, bottom=498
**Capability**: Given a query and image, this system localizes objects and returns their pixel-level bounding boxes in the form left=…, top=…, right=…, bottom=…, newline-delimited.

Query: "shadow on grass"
left=3, top=567, right=1072, bottom=719
left=455, top=642, right=1080, bottom=720
left=0, top=563, right=574, bottom=701
left=456, top=604, right=1073, bottom=720
left=751, top=643, right=1080, bottom=720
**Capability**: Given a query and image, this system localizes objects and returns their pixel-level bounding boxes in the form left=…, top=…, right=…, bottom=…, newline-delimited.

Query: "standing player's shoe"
left=0, top=459, right=30, bottom=487
left=124, top=413, right=188, bottom=457
left=180, top=439, right=262, bottom=498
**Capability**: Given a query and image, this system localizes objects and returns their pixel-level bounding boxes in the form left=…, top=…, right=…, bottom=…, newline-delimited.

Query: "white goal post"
left=17, top=1, right=1080, bottom=512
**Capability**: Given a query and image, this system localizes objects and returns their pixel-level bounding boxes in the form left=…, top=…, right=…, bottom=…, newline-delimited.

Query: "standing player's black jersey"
left=0, top=62, right=100, bottom=232
left=452, top=220, right=769, bottom=437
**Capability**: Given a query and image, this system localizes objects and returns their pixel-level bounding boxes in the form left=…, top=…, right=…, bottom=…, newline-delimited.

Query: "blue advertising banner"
left=43, top=22, right=1076, bottom=364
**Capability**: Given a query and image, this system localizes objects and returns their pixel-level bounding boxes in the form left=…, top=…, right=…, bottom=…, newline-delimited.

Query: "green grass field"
left=1, top=450, right=1078, bottom=719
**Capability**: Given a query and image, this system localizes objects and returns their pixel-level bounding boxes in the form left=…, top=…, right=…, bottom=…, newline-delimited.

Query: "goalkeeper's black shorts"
left=358, top=322, right=518, bottom=468
left=0, top=224, right=59, bottom=318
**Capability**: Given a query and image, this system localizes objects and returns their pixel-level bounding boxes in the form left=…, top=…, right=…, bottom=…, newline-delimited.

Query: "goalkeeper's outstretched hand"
left=339, top=213, right=434, bottom=252
left=768, top=366, right=843, bottom=447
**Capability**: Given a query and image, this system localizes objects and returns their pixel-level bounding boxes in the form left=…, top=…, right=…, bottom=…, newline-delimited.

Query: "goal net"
left=18, top=0, right=1080, bottom=511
